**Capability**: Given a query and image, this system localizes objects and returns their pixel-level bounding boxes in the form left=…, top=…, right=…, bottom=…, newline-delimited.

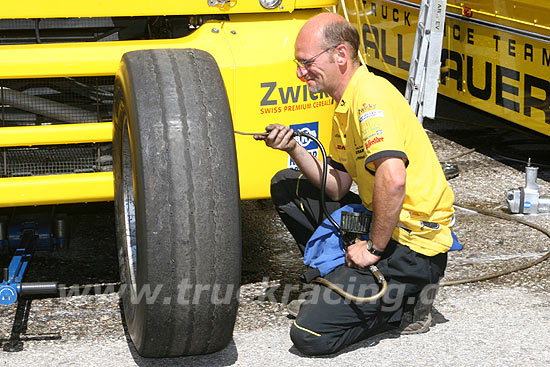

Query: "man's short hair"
left=322, top=20, right=360, bottom=63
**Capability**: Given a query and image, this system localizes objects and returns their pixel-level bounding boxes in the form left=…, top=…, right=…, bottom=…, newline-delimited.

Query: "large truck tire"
left=112, top=49, right=241, bottom=357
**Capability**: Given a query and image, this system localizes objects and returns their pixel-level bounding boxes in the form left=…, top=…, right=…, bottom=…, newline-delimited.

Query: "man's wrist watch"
left=366, top=239, right=384, bottom=257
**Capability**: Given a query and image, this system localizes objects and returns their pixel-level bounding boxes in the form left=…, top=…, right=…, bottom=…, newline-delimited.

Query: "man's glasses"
left=294, top=45, right=338, bottom=69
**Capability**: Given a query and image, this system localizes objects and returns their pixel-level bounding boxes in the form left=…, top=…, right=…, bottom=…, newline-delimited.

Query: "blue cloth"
left=304, top=204, right=462, bottom=277
left=304, top=204, right=370, bottom=277
left=450, top=230, right=463, bottom=251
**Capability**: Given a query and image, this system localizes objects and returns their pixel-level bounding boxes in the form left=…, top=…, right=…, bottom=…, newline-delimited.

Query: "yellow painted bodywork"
left=0, top=8, right=338, bottom=207
left=446, top=0, right=550, bottom=34
left=1, top=0, right=337, bottom=18
left=0, top=27, right=230, bottom=79
left=0, top=122, right=112, bottom=147
left=0, top=172, right=114, bottom=207
left=344, top=0, right=550, bottom=135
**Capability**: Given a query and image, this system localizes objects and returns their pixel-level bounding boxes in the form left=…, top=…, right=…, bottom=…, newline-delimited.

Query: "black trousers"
left=271, top=169, right=447, bottom=356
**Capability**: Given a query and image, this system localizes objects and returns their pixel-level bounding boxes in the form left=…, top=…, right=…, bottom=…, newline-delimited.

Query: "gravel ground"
left=1, top=113, right=549, bottom=365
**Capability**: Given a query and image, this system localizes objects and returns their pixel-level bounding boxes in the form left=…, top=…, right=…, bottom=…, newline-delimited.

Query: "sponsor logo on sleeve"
left=365, top=136, right=384, bottom=149
left=359, top=109, right=385, bottom=123
left=364, top=129, right=384, bottom=141
left=358, top=103, right=376, bottom=114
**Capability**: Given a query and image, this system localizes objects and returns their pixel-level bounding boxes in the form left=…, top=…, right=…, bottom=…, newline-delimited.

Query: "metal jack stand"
left=0, top=208, right=69, bottom=306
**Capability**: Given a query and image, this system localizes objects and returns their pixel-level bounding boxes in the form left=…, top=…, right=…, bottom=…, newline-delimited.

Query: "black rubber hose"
left=236, top=129, right=341, bottom=231
left=294, top=136, right=550, bottom=288
left=293, top=130, right=387, bottom=302
left=293, top=130, right=341, bottom=231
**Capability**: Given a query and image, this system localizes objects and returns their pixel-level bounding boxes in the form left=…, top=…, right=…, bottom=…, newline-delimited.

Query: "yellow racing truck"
left=0, top=0, right=337, bottom=357
left=1, top=0, right=548, bottom=359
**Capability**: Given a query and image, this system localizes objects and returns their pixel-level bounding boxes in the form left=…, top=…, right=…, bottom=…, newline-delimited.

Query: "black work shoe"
left=397, top=282, right=440, bottom=335
left=398, top=309, right=432, bottom=334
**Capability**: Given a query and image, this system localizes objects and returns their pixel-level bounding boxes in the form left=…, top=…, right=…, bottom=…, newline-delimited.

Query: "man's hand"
left=253, top=123, right=353, bottom=201
left=254, top=124, right=297, bottom=153
left=345, top=241, right=380, bottom=268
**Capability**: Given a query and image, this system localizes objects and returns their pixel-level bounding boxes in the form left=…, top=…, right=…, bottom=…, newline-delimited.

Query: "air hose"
left=292, top=130, right=388, bottom=302
left=236, top=129, right=388, bottom=302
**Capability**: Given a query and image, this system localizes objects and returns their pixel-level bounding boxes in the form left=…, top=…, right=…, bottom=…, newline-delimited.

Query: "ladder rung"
left=405, top=0, right=447, bottom=123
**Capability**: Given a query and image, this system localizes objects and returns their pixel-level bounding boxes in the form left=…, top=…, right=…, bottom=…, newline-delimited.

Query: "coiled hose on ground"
left=438, top=146, right=550, bottom=286
left=441, top=203, right=550, bottom=286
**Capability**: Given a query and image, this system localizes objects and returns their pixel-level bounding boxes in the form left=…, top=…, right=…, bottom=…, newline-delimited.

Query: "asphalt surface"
left=1, top=108, right=550, bottom=366
left=3, top=285, right=549, bottom=367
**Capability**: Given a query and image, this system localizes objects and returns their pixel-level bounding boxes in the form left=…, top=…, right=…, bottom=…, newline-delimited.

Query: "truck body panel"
left=356, top=0, right=550, bottom=135
left=0, top=8, right=337, bottom=206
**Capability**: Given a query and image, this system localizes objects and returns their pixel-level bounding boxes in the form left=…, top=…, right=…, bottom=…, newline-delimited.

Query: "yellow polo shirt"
left=329, top=67, right=455, bottom=256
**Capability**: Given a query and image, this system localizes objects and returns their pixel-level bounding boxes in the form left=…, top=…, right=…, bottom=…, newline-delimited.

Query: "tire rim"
left=121, top=115, right=138, bottom=296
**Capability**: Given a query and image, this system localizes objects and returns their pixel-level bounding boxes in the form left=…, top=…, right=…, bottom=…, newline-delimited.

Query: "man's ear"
left=335, top=44, right=349, bottom=65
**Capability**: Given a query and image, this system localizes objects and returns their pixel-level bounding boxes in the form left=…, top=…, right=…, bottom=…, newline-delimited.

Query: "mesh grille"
left=0, top=16, right=206, bottom=45
left=0, top=76, right=114, bottom=127
left=0, top=18, right=135, bottom=44
left=0, top=76, right=114, bottom=177
left=0, top=143, right=112, bottom=177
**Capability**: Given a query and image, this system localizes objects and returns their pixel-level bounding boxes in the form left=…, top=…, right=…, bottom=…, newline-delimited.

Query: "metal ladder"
left=405, top=0, right=447, bottom=124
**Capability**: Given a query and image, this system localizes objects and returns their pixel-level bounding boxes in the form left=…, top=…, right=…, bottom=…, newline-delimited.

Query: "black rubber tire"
left=112, top=49, right=241, bottom=357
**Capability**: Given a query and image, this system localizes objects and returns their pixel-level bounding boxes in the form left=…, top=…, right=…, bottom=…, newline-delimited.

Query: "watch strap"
left=366, top=239, right=384, bottom=256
